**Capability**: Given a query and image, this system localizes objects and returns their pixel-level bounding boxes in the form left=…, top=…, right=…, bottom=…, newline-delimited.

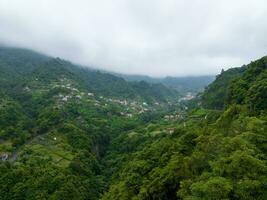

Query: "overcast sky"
left=0, top=0, right=267, bottom=77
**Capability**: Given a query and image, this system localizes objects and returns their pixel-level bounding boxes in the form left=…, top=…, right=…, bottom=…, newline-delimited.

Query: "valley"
left=0, top=47, right=267, bottom=200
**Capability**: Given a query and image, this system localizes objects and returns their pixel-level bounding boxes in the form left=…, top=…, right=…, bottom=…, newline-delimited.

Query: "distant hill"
left=0, top=46, right=50, bottom=75
left=161, top=76, right=215, bottom=92
left=0, top=46, right=179, bottom=103
left=118, top=74, right=215, bottom=94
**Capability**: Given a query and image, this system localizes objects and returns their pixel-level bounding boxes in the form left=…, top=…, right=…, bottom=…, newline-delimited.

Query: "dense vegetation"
left=101, top=56, right=267, bottom=199
left=0, top=47, right=267, bottom=200
left=0, top=47, right=180, bottom=199
left=201, top=67, right=246, bottom=109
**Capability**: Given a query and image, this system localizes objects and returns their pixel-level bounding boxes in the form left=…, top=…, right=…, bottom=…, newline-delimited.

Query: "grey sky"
left=0, top=0, right=267, bottom=77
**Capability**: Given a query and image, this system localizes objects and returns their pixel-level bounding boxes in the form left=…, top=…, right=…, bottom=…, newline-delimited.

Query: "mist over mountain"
left=119, top=74, right=215, bottom=93
left=0, top=45, right=214, bottom=95
left=1, top=1, right=267, bottom=199
left=1, top=0, right=267, bottom=76
left=1, top=46, right=267, bottom=199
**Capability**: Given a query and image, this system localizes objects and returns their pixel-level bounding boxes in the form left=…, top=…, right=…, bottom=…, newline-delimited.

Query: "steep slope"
left=201, top=66, right=247, bottom=109
left=201, top=56, right=267, bottom=110
left=227, top=56, right=267, bottom=112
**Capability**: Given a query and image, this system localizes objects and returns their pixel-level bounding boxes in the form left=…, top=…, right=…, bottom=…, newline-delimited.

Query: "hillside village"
left=21, top=76, right=187, bottom=119
left=0, top=76, right=190, bottom=164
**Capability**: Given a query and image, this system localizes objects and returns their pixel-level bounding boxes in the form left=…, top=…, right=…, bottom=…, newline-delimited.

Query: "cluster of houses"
left=120, top=112, right=133, bottom=118
left=165, top=128, right=175, bottom=135
left=23, top=86, right=31, bottom=92
left=0, top=152, right=9, bottom=161
left=23, top=78, right=193, bottom=121
left=179, top=92, right=195, bottom=102
left=56, top=81, right=156, bottom=116
left=164, top=113, right=184, bottom=121
left=54, top=80, right=97, bottom=105
left=51, top=78, right=175, bottom=117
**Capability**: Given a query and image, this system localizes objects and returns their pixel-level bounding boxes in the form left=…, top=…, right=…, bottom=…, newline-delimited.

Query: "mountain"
left=0, top=46, right=50, bottom=76
left=116, top=74, right=160, bottom=83
left=0, top=46, right=267, bottom=200
left=161, top=75, right=215, bottom=92
left=0, top=47, right=179, bottom=103
left=119, top=74, right=215, bottom=94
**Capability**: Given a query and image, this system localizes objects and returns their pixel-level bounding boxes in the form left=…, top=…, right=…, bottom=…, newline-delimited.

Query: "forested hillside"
left=0, top=47, right=179, bottom=102
left=201, top=56, right=267, bottom=110
left=102, top=56, right=267, bottom=199
left=201, top=67, right=246, bottom=109
left=0, top=47, right=267, bottom=200
left=0, top=47, right=181, bottom=199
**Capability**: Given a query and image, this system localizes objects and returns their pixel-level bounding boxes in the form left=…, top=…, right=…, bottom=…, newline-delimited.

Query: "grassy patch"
left=20, top=133, right=75, bottom=167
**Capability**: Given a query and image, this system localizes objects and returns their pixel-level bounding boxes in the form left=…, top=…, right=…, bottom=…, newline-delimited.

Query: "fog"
left=0, top=0, right=267, bottom=76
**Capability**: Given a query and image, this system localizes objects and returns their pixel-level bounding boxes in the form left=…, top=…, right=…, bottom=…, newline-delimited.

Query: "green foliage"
left=1, top=46, right=267, bottom=200
left=227, top=57, right=267, bottom=113
left=201, top=67, right=246, bottom=109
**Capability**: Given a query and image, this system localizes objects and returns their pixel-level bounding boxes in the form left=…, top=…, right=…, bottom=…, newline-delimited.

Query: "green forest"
left=0, top=47, right=267, bottom=200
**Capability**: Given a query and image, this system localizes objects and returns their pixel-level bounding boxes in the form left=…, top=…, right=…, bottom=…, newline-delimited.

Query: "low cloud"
left=0, top=0, right=267, bottom=76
